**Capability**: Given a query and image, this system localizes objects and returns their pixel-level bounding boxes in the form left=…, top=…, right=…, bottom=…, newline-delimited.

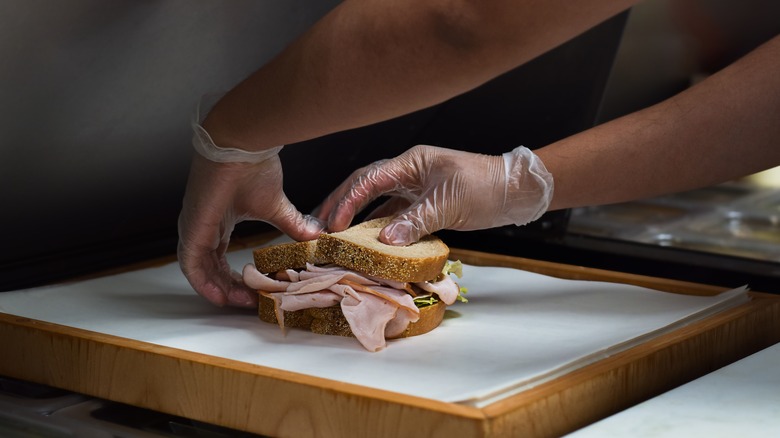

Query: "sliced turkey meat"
left=415, top=274, right=460, bottom=305
left=278, top=291, right=342, bottom=312
left=243, top=262, right=458, bottom=351
left=243, top=264, right=290, bottom=292
left=340, top=292, right=400, bottom=352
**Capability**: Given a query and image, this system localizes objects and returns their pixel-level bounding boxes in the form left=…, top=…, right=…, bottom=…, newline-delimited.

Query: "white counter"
left=569, top=342, right=780, bottom=437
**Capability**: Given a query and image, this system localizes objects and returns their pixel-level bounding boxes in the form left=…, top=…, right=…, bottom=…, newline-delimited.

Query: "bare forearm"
left=203, top=0, right=637, bottom=151
left=538, top=34, right=780, bottom=211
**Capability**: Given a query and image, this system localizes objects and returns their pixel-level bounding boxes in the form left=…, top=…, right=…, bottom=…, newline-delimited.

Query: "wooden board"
left=1, top=246, right=779, bottom=438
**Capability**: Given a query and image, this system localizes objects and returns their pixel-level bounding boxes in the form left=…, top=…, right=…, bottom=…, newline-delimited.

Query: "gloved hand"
left=178, top=107, right=323, bottom=308
left=316, top=145, right=553, bottom=245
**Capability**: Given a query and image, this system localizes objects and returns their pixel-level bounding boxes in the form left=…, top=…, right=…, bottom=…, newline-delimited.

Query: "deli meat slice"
left=415, top=275, right=459, bottom=305
left=278, top=291, right=342, bottom=312
left=243, top=263, right=453, bottom=351
left=282, top=269, right=300, bottom=282
left=285, top=273, right=343, bottom=294
left=341, top=281, right=419, bottom=317
left=340, top=290, right=399, bottom=352
left=286, top=271, right=378, bottom=294
left=384, top=306, right=420, bottom=338
left=243, top=265, right=290, bottom=292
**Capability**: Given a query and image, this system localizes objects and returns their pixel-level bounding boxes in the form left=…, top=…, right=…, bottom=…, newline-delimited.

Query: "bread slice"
left=258, top=293, right=447, bottom=339
left=252, top=217, right=450, bottom=282
left=315, top=217, right=449, bottom=283
left=253, top=240, right=329, bottom=274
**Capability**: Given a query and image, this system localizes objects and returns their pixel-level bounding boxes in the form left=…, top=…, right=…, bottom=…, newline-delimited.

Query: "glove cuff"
left=501, top=146, right=554, bottom=226
left=191, top=93, right=283, bottom=164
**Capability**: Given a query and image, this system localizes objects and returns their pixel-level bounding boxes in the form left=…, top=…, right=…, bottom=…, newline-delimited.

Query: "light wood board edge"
left=478, top=293, right=780, bottom=436
left=450, top=248, right=732, bottom=296
left=1, top=245, right=778, bottom=437
left=450, top=248, right=780, bottom=436
left=0, top=314, right=486, bottom=438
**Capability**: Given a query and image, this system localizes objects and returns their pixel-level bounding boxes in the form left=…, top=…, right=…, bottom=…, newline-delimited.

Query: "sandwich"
left=242, top=217, right=466, bottom=351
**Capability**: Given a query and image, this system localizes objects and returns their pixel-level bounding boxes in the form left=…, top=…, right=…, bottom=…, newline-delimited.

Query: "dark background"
left=2, top=1, right=779, bottom=293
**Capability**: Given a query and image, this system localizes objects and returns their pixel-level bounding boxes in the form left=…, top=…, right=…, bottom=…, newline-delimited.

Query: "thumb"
left=265, top=195, right=326, bottom=241
left=379, top=198, right=442, bottom=246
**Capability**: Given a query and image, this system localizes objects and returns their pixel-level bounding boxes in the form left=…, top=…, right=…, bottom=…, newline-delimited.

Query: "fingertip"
left=379, top=220, right=415, bottom=246
left=273, top=212, right=326, bottom=241
left=221, top=269, right=258, bottom=308
left=326, top=208, right=355, bottom=233
left=198, top=281, right=228, bottom=307
left=300, top=214, right=326, bottom=238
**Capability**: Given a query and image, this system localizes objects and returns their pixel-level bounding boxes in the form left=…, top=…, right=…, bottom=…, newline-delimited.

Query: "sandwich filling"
left=243, top=262, right=462, bottom=352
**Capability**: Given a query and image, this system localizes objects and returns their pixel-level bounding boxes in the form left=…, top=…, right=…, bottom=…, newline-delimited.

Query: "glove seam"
left=191, top=94, right=283, bottom=164
left=501, top=146, right=554, bottom=226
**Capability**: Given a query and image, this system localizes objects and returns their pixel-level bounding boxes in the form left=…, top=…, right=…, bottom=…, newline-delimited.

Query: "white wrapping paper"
left=0, top=240, right=748, bottom=407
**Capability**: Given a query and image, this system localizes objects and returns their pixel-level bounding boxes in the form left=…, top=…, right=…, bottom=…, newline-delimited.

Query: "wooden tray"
left=2, top=247, right=779, bottom=438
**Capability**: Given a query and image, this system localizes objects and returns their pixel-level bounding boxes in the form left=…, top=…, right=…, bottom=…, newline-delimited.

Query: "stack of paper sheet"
left=0, top=241, right=748, bottom=408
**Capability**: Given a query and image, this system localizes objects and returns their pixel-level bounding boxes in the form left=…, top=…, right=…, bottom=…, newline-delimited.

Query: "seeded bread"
left=253, top=240, right=329, bottom=274
left=315, top=217, right=449, bottom=282
left=258, top=293, right=447, bottom=339
left=252, top=217, right=450, bottom=282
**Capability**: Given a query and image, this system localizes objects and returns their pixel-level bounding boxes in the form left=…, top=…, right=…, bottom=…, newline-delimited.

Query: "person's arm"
left=202, top=0, right=638, bottom=152
left=538, top=33, right=780, bottom=210
left=178, top=0, right=638, bottom=307
left=315, top=34, right=780, bottom=246
left=179, top=0, right=639, bottom=306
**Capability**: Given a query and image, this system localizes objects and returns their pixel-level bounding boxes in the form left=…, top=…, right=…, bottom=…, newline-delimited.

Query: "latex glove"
left=178, top=114, right=323, bottom=308
left=316, top=145, right=553, bottom=245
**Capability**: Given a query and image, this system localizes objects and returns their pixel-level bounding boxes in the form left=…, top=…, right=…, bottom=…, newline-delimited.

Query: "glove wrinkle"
left=322, top=144, right=553, bottom=246
left=178, top=102, right=318, bottom=308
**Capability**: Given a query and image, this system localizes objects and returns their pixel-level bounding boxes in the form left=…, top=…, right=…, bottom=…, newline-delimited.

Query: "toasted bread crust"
left=252, top=217, right=449, bottom=282
left=258, top=293, right=446, bottom=339
left=316, top=217, right=449, bottom=283
left=315, top=235, right=447, bottom=283
left=253, top=240, right=327, bottom=274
